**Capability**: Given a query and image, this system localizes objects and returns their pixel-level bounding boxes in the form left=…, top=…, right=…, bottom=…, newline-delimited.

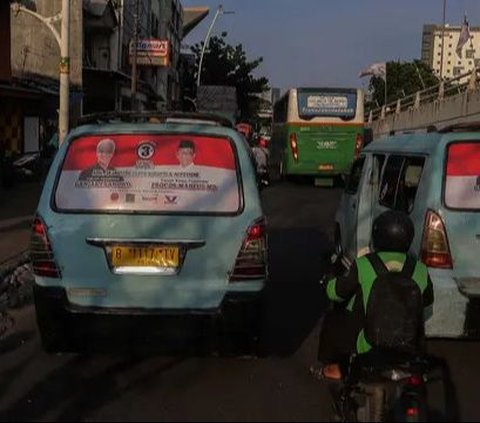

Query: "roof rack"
left=438, top=122, right=480, bottom=133
left=77, top=111, right=234, bottom=128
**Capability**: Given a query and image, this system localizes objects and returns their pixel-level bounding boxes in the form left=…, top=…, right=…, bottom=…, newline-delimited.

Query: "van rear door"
left=43, top=133, right=256, bottom=310
left=442, top=141, right=480, bottom=296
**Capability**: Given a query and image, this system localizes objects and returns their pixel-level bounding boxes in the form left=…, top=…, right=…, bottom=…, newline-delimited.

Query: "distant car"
left=31, top=112, right=268, bottom=353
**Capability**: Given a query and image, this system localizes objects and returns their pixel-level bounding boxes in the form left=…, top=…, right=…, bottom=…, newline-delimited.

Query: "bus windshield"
left=297, top=88, right=357, bottom=120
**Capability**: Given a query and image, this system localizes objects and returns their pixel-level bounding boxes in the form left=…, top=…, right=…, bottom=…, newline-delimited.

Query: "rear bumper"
left=285, top=159, right=350, bottom=176
left=33, top=284, right=265, bottom=318
left=285, top=166, right=346, bottom=176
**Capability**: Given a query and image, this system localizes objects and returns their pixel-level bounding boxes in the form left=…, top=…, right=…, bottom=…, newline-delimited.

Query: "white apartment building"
left=422, top=24, right=480, bottom=81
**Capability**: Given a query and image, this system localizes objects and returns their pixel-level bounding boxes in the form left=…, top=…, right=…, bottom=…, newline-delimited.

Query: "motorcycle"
left=12, top=152, right=41, bottom=181
left=319, top=254, right=451, bottom=422
left=332, top=350, right=435, bottom=422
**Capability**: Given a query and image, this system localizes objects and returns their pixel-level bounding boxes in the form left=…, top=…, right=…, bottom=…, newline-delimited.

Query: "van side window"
left=372, top=154, right=385, bottom=185
left=345, top=157, right=365, bottom=194
left=379, top=155, right=404, bottom=208
left=395, top=157, right=425, bottom=213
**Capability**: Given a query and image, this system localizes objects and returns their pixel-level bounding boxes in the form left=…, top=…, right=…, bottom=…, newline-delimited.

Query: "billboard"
left=55, top=134, right=241, bottom=213
left=129, top=39, right=170, bottom=67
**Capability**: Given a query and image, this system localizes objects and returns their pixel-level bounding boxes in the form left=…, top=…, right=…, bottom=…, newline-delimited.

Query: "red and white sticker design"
left=445, top=142, right=480, bottom=209
left=55, top=135, right=240, bottom=213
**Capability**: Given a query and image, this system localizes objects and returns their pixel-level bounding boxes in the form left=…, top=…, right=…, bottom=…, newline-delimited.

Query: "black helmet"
left=372, top=211, right=414, bottom=253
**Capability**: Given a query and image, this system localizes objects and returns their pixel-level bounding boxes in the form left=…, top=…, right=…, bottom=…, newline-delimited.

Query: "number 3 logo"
left=137, top=142, right=155, bottom=159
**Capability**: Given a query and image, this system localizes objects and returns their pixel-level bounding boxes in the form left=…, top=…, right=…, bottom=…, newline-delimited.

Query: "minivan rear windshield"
left=54, top=134, right=241, bottom=214
left=297, top=88, right=357, bottom=120
left=445, top=141, right=480, bottom=210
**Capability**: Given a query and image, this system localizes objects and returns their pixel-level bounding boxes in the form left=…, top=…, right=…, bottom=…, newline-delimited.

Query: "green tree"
left=367, top=60, right=439, bottom=109
left=183, top=32, right=269, bottom=121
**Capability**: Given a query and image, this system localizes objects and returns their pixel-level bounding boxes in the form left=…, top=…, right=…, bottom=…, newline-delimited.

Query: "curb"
left=0, top=250, right=30, bottom=280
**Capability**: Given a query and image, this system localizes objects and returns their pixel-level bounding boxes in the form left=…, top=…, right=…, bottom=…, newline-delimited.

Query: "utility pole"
left=59, top=0, right=70, bottom=145
left=131, top=0, right=140, bottom=110
left=440, top=0, right=447, bottom=80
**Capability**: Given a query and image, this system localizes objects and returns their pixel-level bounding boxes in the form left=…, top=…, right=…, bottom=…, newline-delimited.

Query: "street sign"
left=129, top=39, right=170, bottom=67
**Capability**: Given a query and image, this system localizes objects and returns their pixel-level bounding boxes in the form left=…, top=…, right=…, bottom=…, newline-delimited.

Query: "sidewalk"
left=0, top=182, right=43, bottom=273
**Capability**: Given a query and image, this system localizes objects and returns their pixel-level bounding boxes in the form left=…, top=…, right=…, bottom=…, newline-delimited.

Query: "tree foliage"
left=368, top=60, right=439, bottom=109
left=182, top=32, right=269, bottom=121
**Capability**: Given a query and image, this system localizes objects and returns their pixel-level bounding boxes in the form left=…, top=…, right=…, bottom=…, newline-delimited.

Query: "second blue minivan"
left=335, top=123, right=480, bottom=339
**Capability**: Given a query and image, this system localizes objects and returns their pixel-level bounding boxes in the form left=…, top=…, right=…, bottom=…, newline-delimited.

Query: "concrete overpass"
left=368, top=68, right=480, bottom=137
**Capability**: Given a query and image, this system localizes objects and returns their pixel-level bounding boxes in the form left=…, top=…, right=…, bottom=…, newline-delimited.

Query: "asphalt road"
left=0, top=182, right=479, bottom=421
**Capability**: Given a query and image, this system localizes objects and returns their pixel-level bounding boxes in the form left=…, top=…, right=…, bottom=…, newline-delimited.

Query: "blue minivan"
left=31, top=113, right=268, bottom=352
left=335, top=123, right=480, bottom=338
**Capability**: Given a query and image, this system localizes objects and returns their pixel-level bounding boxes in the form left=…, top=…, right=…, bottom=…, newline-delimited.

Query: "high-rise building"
left=422, top=23, right=480, bottom=81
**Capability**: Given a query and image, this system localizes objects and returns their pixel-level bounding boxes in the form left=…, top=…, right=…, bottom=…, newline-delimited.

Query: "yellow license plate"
left=111, top=246, right=179, bottom=267
left=318, top=164, right=334, bottom=171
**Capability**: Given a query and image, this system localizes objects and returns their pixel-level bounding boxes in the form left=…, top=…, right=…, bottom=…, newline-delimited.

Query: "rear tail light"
left=354, top=133, right=364, bottom=158
left=31, top=215, right=61, bottom=278
left=406, top=407, right=419, bottom=418
left=229, top=217, right=267, bottom=282
left=421, top=210, right=453, bottom=269
left=289, top=133, right=299, bottom=162
left=260, top=137, right=268, bottom=148
left=407, top=375, right=424, bottom=386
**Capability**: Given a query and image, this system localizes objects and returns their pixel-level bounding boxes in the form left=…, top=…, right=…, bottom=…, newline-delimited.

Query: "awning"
left=183, top=7, right=209, bottom=39
left=83, top=0, right=109, bottom=17
left=0, top=83, right=48, bottom=99
left=83, top=0, right=118, bottom=30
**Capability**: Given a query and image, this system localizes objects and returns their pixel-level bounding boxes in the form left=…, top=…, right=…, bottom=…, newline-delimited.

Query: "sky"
left=181, top=0, right=480, bottom=91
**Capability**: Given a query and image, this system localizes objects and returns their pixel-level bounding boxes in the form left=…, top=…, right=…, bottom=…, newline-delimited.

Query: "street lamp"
left=440, top=0, right=447, bottom=80
left=196, top=5, right=235, bottom=88
left=11, top=0, right=70, bottom=145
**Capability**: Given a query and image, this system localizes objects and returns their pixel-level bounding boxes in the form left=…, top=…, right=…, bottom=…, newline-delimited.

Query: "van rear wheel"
left=34, top=288, right=71, bottom=353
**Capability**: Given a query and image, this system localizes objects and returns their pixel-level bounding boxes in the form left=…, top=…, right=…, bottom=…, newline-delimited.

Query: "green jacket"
left=326, top=252, right=433, bottom=354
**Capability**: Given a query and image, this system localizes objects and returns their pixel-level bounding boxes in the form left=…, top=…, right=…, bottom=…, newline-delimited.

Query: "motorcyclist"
left=312, top=210, right=434, bottom=380
left=251, top=134, right=270, bottom=186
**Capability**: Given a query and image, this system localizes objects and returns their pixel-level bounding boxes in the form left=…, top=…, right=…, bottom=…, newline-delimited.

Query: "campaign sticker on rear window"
left=445, top=142, right=480, bottom=209
left=55, top=135, right=240, bottom=213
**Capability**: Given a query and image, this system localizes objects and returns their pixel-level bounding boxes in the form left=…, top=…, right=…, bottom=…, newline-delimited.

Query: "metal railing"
left=366, top=67, right=480, bottom=123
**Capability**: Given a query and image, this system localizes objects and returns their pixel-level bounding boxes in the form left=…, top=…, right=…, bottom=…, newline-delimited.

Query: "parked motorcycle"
left=13, top=152, right=41, bottom=180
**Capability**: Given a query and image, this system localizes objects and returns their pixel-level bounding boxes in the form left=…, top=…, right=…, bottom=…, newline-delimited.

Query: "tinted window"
left=55, top=134, right=241, bottom=214
left=345, top=157, right=365, bottom=194
left=379, top=155, right=404, bottom=208
left=297, top=88, right=357, bottom=120
left=372, top=154, right=385, bottom=185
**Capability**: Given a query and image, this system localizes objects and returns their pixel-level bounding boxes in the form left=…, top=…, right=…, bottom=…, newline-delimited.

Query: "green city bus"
left=270, top=87, right=365, bottom=185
